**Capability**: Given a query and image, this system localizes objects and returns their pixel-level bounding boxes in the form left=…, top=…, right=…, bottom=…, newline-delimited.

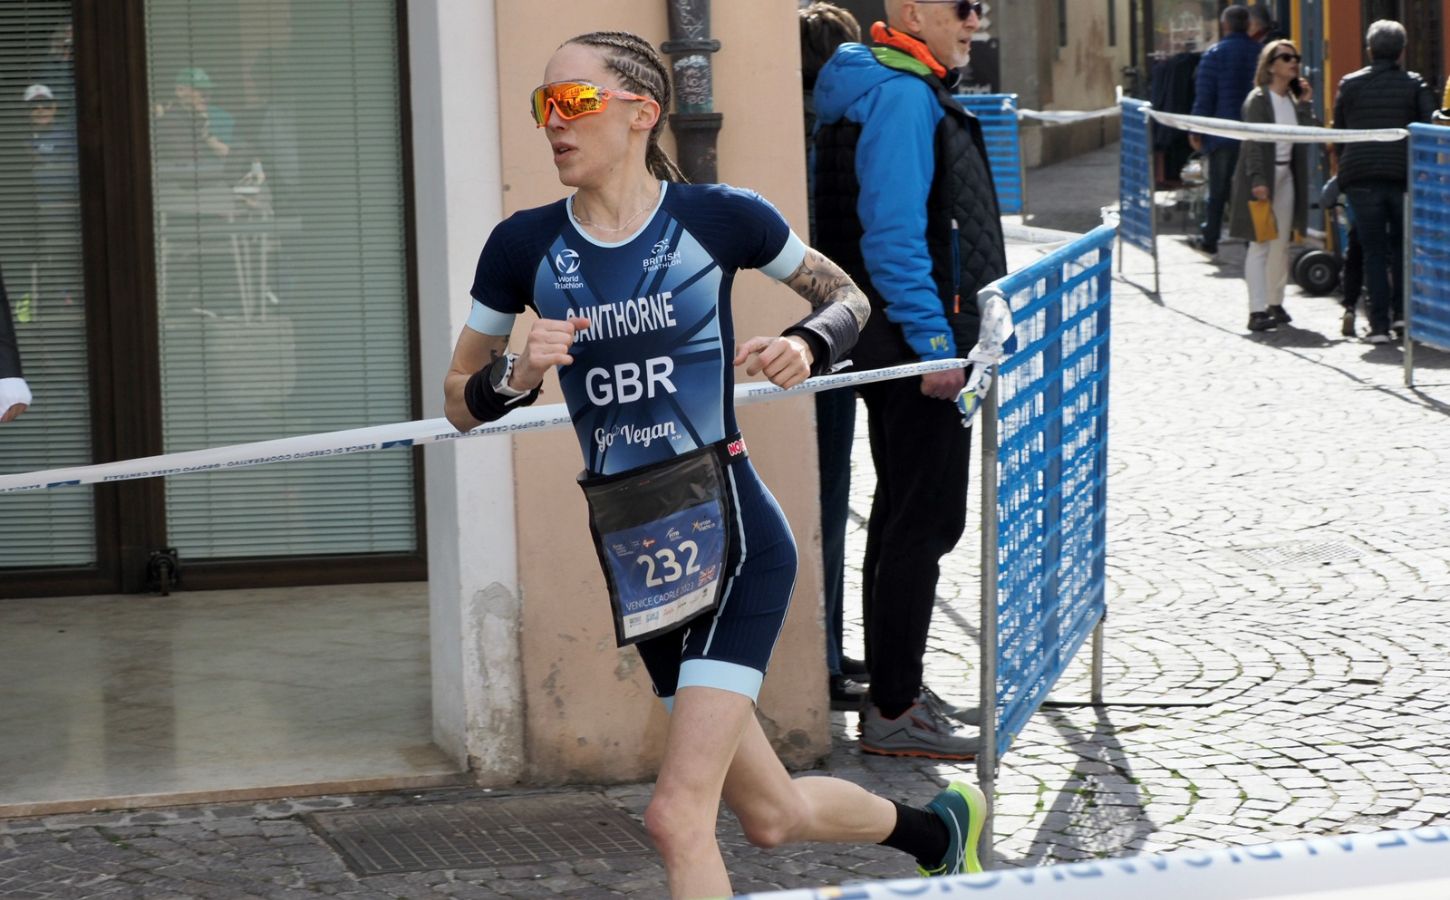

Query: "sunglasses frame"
left=914, top=0, right=985, bottom=20
left=530, top=80, right=654, bottom=127
left=1273, top=53, right=1302, bottom=63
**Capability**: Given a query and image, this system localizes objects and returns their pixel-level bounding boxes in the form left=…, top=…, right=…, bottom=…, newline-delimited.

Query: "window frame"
left=1, top=0, right=426, bottom=598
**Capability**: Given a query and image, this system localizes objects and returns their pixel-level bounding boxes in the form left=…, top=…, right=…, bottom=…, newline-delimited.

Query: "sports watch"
left=490, top=353, right=529, bottom=399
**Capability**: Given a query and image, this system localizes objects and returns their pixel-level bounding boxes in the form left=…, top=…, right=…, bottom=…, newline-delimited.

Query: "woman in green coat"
left=1228, top=39, right=1317, bottom=333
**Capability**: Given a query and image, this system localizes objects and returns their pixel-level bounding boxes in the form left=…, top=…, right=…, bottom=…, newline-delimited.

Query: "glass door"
left=0, top=3, right=95, bottom=571
left=143, top=0, right=420, bottom=565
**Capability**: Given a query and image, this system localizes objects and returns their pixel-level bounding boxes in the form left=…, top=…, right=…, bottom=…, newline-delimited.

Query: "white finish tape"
left=1019, top=106, right=1122, bottom=125
left=1147, top=109, right=1409, bottom=144
left=735, top=827, right=1450, bottom=900
left=0, top=359, right=974, bottom=494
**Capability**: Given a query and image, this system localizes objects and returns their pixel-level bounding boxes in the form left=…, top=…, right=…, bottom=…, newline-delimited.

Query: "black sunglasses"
left=916, top=1, right=985, bottom=20
left=1274, top=53, right=1302, bottom=63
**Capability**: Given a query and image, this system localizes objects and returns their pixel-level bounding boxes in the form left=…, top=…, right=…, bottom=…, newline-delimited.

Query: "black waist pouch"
left=578, top=436, right=747, bottom=647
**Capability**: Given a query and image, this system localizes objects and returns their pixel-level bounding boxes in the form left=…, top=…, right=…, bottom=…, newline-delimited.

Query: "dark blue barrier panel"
left=957, top=93, right=1025, bottom=215
left=1408, top=123, right=1450, bottom=386
left=984, top=224, right=1113, bottom=758
left=1118, top=99, right=1155, bottom=266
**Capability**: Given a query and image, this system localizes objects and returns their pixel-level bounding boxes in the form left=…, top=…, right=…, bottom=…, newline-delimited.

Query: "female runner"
left=442, top=30, right=985, bottom=899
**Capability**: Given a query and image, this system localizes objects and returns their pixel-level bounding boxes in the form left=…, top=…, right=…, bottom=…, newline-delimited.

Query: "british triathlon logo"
left=553, top=247, right=582, bottom=290
left=643, top=238, right=681, bottom=272
left=554, top=249, right=581, bottom=274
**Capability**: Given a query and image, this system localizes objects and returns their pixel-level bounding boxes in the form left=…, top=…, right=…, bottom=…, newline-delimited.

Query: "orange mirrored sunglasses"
left=530, top=81, right=652, bottom=127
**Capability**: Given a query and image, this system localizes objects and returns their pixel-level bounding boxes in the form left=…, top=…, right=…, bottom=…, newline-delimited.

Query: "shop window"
left=144, top=0, right=416, bottom=560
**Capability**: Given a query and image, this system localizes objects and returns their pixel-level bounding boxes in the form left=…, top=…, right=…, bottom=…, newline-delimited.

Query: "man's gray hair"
left=1366, top=19, right=1407, bottom=61
left=1221, top=5, right=1250, bottom=34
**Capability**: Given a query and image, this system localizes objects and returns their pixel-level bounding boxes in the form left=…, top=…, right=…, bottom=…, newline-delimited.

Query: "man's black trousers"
left=858, top=374, right=971, bottom=718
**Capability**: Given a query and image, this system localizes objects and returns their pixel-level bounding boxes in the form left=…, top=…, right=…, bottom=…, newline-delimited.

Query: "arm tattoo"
left=783, top=248, right=870, bottom=329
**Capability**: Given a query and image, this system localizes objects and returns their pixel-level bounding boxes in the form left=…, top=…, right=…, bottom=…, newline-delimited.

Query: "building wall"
left=409, top=0, right=528, bottom=781
left=1048, top=0, right=1133, bottom=110
left=494, top=2, right=828, bottom=782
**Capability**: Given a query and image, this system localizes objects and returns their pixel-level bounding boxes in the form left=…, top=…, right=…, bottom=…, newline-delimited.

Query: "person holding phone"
left=1228, top=39, right=1317, bottom=333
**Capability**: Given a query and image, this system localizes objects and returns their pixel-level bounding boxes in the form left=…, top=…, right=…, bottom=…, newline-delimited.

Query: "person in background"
left=814, top=0, right=1004, bottom=758
left=0, top=266, right=31, bottom=423
left=1320, top=175, right=1363, bottom=338
left=1228, top=39, right=1316, bottom=333
left=1187, top=6, right=1260, bottom=256
left=25, top=83, right=79, bottom=309
left=1332, top=20, right=1437, bottom=344
left=799, top=0, right=869, bottom=713
left=1247, top=4, right=1284, bottom=43
left=155, top=67, right=235, bottom=161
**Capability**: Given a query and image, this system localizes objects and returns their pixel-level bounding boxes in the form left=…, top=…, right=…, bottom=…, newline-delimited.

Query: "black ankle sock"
left=875, top=701, right=911, bottom=720
left=879, top=800, right=948, bottom=868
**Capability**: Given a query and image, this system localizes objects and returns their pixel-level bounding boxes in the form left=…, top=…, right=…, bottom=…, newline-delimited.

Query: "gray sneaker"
left=860, top=699, right=980, bottom=760
left=919, top=686, right=982, bottom=727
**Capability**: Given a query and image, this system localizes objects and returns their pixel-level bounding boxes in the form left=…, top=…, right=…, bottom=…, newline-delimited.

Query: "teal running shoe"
left=917, top=781, right=988, bottom=876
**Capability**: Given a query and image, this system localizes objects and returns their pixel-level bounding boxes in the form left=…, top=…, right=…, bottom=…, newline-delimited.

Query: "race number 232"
left=636, top=540, right=701, bottom=587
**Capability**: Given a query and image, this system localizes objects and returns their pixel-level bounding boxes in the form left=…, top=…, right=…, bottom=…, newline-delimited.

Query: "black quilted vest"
left=813, top=55, right=1007, bottom=371
left=1336, top=61, right=1436, bottom=188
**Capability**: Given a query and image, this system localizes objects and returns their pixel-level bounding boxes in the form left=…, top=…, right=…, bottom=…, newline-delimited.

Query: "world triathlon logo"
left=554, top=248, right=581, bottom=275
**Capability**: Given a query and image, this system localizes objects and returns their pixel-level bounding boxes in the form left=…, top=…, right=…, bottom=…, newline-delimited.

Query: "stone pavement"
left=5, top=143, right=1450, bottom=897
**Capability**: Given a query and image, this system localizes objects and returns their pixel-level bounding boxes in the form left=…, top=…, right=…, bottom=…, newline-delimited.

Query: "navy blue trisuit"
left=468, top=182, right=809, bottom=704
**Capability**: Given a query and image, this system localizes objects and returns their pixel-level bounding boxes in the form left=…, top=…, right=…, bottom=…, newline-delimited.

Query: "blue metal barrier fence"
left=977, top=223, right=1114, bottom=859
left=1117, top=99, right=1158, bottom=293
left=957, top=93, right=1026, bottom=216
left=1406, top=123, right=1450, bottom=387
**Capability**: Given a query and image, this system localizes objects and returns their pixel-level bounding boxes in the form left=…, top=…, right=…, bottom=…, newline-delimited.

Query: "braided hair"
left=564, top=31, right=688, bottom=183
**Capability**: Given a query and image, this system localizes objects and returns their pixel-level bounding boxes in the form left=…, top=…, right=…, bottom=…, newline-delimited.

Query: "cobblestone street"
left=4, top=144, right=1450, bottom=897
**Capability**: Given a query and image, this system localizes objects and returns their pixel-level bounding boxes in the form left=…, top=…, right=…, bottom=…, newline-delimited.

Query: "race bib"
left=579, top=438, right=745, bottom=646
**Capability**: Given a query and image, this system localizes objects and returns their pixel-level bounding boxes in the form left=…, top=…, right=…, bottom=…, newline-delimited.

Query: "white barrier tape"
left=1004, top=222, right=1083, bottom=247
left=1147, top=109, right=1408, bottom=144
left=735, top=826, right=1450, bottom=900
left=0, top=358, right=973, bottom=494
left=1019, top=106, right=1121, bottom=125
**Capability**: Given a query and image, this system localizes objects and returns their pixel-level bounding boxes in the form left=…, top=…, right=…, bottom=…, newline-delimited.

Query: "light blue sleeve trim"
left=760, top=230, right=807, bottom=281
left=676, top=659, right=765, bottom=704
left=466, top=299, right=515, bottom=335
left=852, top=79, right=955, bottom=359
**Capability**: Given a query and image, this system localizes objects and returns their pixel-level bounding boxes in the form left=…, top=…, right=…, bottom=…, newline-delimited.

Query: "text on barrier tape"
left=0, top=359, right=974, bottom=494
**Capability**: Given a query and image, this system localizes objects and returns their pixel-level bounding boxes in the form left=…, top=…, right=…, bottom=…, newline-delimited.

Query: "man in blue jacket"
left=1187, top=5, right=1261, bottom=254
left=813, top=0, right=1005, bottom=759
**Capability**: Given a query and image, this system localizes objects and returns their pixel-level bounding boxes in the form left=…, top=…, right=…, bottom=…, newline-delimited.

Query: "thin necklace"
left=572, top=189, right=658, bottom=234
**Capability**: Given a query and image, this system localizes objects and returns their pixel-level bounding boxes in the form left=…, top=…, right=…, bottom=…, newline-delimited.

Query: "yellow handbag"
left=1248, top=198, right=1278, bottom=242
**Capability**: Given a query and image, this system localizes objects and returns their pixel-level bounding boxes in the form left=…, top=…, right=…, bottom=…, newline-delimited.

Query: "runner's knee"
left=644, top=789, right=717, bottom=856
